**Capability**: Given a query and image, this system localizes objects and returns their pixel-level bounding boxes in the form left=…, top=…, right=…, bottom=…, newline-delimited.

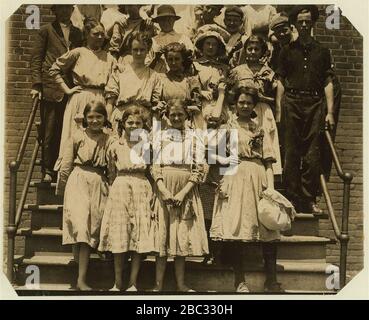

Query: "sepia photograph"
left=1, top=1, right=366, bottom=297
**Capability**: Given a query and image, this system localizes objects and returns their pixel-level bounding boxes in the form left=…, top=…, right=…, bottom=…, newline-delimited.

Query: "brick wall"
left=3, top=4, right=54, bottom=272
left=313, top=6, right=363, bottom=279
left=3, top=5, right=364, bottom=279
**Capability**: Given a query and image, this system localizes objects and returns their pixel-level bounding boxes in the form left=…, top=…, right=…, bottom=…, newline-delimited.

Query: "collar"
left=196, top=57, right=224, bottom=66
left=294, top=37, right=318, bottom=50
left=230, top=31, right=243, bottom=38
left=167, top=71, right=185, bottom=81
left=159, top=30, right=178, bottom=37
left=235, top=111, right=258, bottom=122
left=59, top=21, right=71, bottom=28
left=236, top=62, right=272, bottom=79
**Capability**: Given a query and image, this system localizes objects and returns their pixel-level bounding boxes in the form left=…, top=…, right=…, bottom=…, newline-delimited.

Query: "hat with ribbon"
left=193, top=24, right=231, bottom=52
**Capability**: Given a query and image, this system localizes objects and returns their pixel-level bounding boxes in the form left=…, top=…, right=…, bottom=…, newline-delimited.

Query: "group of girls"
left=51, top=5, right=284, bottom=293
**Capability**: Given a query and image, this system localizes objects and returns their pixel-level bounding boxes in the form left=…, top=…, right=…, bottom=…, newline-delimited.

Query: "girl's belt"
left=74, top=164, right=106, bottom=174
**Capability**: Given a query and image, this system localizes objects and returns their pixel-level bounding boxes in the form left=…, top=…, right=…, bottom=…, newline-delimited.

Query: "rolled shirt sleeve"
left=49, top=48, right=80, bottom=85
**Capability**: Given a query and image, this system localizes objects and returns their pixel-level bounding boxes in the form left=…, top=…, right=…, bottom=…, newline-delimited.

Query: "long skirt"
left=54, top=88, right=105, bottom=171
left=99, top=173, right=156, bottom=254
left=63, top=166, right=109, bottom=248
left=151, top=166, right=209, bottom=257
left=210, top=159, right=280, bottom=242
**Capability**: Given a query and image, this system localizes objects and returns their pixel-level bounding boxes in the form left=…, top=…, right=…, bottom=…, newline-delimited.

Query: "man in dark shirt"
left=275, top=5, right=335, bottom=214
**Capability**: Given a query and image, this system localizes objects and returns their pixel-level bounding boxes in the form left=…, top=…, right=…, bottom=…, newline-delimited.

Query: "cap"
left=269, top=12, right=290, bottom=30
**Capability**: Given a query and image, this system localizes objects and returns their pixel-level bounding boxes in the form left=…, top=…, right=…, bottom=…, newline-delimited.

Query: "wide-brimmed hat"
left=152, top=5, right=181, bottom=22
left=269, top=12, right=290, bottom=31
left=193, top=24, right=230, bottom=52
left=289, top=5, right=319, bottom=25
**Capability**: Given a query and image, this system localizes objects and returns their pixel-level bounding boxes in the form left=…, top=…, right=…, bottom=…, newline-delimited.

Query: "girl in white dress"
left=99, top=105, right=155, bottom=291
left=57, top=101, right=113, bottom=290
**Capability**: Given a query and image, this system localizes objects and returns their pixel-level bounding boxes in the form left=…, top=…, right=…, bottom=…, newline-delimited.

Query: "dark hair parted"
left=164, top=99, right=190, bottom=118
left=82, top=100, right=112, bottom=129
left=235, top=86, right=259, bottom=105
left=128, top=31, right=153, bottom=52
left=164, top=42, right=193, bottom=73
left=83, top=17, right=105, bottom=37
left=117, top=105, right=150, bottom=137
left=244, top=34, right=268, bottom=57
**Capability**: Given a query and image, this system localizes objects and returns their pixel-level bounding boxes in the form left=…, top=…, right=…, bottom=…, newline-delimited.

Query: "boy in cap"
left=193, top=5, right=224, bottom=29
left=108, top=5, right=157, bottom=61
left=275, top=5, right=335, bottom=214
left=269, top=12, right=295, bottom=71
left=223, top=6, right=246, bottom=55
left=147, top=5, right=194, bottom=73
left=30, top=4, right=83, bottom=182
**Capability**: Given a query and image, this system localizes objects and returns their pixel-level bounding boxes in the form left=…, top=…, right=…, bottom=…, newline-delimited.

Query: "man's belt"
left=286, top=88, right=323, bottom=97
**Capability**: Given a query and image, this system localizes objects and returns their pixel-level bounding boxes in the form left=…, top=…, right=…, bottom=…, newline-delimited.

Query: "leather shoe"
left=306, top=202, right=324, bottom=216
left=264, top=281, right=285, bottom=293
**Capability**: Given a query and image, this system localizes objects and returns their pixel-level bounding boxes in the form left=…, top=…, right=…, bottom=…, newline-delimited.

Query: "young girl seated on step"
left=56, top=100, right=113, bottom=291
left=99, top=105, right=156, bottom=291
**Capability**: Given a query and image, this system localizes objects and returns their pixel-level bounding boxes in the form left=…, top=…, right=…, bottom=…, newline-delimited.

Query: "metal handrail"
left=6, top=97, right=40, bottom=283
left=324, top=128, right=353, bottom=182
left=322, top=125, right=353, bottom=289
left=15, top=141, right=40, bottom=229
left=320, top=174, right=341, bottom=238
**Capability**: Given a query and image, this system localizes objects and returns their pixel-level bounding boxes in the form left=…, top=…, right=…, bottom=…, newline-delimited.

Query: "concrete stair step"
left=23, top=204, right=63, bottom=230
left=23, top=204, right=63, bottom=211
left=29, top=182, right=61, bottom=205
left=16, top=226, right=335, bottom=259
left=29, top=181, right=57, bottom=188
left=13, top=284, right=336, bottom=295
left=22, top=203, right=328, bottom=237
left=17, top=227, right=68, bottom=255
left=15, top=253, right=336, bottom=293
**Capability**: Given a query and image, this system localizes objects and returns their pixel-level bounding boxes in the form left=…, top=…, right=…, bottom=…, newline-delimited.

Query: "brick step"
left=15, top=253, right=337, bottom=293
left=16, top=227, right=335, bottom=260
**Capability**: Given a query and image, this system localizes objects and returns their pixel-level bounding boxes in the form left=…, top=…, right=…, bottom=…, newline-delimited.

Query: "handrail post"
left=340, top=173, right=353, bottom=288
left=7, top=161, right=18, bottom=283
